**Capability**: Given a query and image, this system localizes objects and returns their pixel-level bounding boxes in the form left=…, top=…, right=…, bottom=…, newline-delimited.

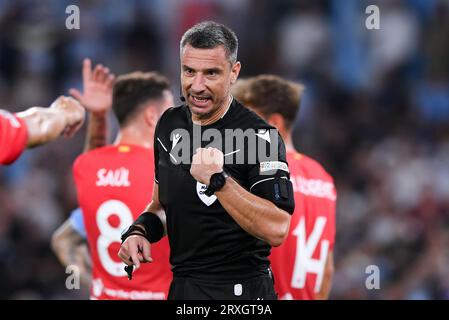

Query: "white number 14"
left=291, top=216, right=329, bottom=293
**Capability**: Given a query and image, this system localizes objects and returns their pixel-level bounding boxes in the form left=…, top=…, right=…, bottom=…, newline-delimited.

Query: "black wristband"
left=120, top=225, right=146, bottom=244
left=133, top=212, right=164, bottom=243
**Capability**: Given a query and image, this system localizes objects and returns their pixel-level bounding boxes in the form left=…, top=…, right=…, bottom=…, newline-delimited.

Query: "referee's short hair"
left=232, top=75, right=305, bottom=129
left=180, top=20, right=238, bottom=64
left=112, top=71, right=170, bottom=126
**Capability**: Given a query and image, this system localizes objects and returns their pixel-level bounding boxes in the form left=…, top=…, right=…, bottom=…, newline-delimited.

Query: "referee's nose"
left=191, top=73, right=207, bottom=93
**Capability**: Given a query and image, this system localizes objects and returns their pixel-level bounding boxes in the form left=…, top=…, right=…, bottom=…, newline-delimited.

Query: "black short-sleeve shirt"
left=154, top=99, right=294, bottom=280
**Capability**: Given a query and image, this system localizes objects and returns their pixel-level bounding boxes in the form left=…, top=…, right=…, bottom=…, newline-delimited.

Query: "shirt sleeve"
left=0, top=111, right=28, bottom=165
left=154, top=114, right=162, bottom=184
left=247, top=130, right=295, bottom=214
left=69, top=207, right=87, bottom=239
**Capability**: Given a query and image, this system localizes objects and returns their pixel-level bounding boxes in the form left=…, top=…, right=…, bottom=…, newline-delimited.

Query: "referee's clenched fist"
left=190, top=147, right=224, bottom=185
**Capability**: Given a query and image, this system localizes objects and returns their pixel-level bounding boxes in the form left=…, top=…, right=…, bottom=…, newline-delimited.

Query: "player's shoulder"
left=74, top=145, right=118, bottom=169
left=76, top=144, right=152, bottom=163
left=291, top=152, right=334, bottom=183
left=300, top=153, right=334, bottom=182
left=156, top=105, right=187, bottom=129
left=231, top=99, right=274, bottom=131
left=161, top=104, right=184, bottom=118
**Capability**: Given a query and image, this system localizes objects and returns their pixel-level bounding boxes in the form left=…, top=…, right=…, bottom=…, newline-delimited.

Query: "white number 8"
left=96, top=200, right=134, bottom=277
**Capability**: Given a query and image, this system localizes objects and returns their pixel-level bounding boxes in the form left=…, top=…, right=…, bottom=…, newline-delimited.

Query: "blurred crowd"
left=1, top=0, right=448, bottom=299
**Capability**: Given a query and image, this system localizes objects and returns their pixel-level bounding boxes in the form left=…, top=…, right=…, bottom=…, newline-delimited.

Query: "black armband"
left=250, top=172, right=295, bottom=215
left=130, top=212, right=164, bottom=243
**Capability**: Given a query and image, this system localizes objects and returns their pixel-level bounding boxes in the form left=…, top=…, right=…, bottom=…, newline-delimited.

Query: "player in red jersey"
left=232, top=75, right=337, bottom=300
left=52, top=60, right=173, bottom=299
left=0, top=96, right=85, bottom=165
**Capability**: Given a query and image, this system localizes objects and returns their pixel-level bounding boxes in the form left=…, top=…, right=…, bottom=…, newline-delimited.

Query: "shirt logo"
left=96, top=168, right=131, bottom=187
left=196, top=182, right=217, bottom=206
left=255, top=129, right=271, bottom=143
left=234, top=284, right=243, bottom=296
left=171, top=133, right=182, bottom=151
left=260, top=161, right=289, bottom=173
left=118, top=145, right=131, bottom=153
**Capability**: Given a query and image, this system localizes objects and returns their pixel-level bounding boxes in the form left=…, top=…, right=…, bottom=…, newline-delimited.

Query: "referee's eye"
left=183, top=67, right=194, bottom=76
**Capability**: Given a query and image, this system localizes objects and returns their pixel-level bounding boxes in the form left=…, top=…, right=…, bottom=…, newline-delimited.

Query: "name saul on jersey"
left=96, top=167, right=131, bottom=187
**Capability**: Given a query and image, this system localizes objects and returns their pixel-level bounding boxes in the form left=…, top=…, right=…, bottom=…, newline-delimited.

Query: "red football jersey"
left=0, top=110, right=28, bottom=165
left=73, top=144, right=172, bottom=300
left=270, top=151, right=336, bottom=300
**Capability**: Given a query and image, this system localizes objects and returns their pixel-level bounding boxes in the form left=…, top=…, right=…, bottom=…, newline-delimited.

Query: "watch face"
left=205, top=172, right=226, bottom=196
left=212, top=172, right=226, bottom=188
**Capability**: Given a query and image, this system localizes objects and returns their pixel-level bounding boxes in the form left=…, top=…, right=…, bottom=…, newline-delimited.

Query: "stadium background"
left=1, top=0, right=448, bottom=299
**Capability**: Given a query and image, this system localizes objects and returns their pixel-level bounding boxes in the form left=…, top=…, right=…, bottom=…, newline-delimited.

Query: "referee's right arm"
left=140, top=183, right=167, bottom=236
left=117, top=183, right=166, bottom=268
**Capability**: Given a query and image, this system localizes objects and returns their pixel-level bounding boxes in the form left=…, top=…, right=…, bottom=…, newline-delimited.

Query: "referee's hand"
left=118, top=235, right=152, bottom=269
left=191, top=147, right=224, bottom=185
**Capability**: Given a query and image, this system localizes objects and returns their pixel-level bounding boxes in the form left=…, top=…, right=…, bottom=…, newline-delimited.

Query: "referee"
left=119, top=21, right=295, bottom=300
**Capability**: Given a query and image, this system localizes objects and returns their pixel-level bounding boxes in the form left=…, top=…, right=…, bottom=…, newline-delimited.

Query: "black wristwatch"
left=205, top=171, right=229, bottom=196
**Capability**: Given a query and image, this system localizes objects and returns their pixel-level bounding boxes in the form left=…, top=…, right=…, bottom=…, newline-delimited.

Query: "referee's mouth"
left=188, top=94, right=213, bottom=110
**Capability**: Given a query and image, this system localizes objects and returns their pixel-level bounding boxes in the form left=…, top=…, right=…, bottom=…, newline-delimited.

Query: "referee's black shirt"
left=154, top=98, right=295, bottom=281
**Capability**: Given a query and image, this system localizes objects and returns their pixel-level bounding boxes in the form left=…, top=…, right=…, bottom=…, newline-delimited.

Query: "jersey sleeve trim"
left=0, top=113, right=28, bottom=164
left=69, top=208, right=87, bottom=239
left=249, top=176, right=289, bottom=192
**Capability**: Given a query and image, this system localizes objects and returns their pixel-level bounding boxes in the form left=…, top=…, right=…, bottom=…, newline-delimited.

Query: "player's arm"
left=51, top=219, right=91, bottom=288
left=16, top=96, right=85, bottom=148
left=83, top=112, right=108, bottom=152
left=315, top=251, right=334, bottom=299
left=69, top=58, right=115, bottom=152
left=191, top=147, right=293, bottom=247
left=118, top=183, right=166, bottom=269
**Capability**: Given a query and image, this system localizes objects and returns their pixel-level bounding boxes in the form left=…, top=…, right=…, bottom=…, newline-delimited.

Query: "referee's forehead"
left=181, top=44, right=230, bottom=71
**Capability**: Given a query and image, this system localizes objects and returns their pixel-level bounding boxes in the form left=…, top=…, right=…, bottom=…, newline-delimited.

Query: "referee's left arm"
left=191, top=147, right=294, bottom=247
left=216, top=177, right=291, bottom=247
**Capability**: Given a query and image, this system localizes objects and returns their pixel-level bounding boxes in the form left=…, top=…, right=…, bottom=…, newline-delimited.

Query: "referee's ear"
left=230, top=61, right=241, bottom=85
